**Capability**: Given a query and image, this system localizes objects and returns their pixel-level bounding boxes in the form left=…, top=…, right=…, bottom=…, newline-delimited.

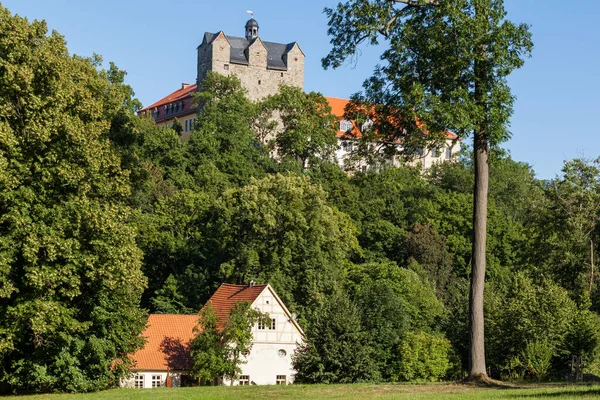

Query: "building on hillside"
left=196, top=18, right=305, bottom=101
left=121, top=283, right=304, bottom=388
left=326, top=96, right=461, bottom=171
left=137, top=83, right=198, bottom=140
left=138, top=17, right=304, bottom=139
left=137, top=16, right=460, bottom=168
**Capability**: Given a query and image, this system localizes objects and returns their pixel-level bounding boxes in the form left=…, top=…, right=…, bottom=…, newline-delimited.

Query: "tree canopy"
left=0, top=6, right=146, bottom=393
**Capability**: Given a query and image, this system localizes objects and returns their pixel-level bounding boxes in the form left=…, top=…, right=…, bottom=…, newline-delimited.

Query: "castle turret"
left=245, top=18, right=259, bottom=41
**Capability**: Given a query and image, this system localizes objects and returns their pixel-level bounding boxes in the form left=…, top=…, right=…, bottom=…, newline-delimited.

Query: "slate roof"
left=202, top=32, right=300, bottom=71
left=245, top=18, right=259, bottom=28
left=131, top=314, right=199, bottom=371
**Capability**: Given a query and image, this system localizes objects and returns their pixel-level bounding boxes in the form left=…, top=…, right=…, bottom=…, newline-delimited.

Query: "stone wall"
left=196, top=35, right=304, bottom=101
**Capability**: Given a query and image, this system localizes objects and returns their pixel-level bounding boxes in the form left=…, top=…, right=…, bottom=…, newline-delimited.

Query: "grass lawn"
left=10, top=383, right=600, bottom=400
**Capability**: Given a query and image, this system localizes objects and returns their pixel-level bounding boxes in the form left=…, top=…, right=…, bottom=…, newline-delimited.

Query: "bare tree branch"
left=392, top=0, right=438, bottom=5
left=377, top=0, right=438, bottom=37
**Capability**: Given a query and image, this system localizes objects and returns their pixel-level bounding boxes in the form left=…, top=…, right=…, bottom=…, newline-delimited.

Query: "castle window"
left=239, top=375, right=250, bottom=385
left=281, top=72, right=284, bottom=77
left=224, top=64, right=229, bottom=71
left=258, top=80, right=262, bottom=85
left=276, top=375, right=287, bottom=385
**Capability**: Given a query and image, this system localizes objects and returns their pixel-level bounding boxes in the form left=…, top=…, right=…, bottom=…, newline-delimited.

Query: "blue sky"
left=4, top=0, right=600, bottom=179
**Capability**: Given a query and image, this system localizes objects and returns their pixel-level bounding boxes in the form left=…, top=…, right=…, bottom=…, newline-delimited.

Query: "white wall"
left=120, top=371, right=182, bottom=389
left=225, top=286, right=303, bottom=385
left=336, top=137, right=461, bottom=171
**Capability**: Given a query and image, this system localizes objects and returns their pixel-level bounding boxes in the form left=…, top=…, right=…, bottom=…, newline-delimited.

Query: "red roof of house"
left=131, top=314, right=199, bottom=371
left=205, top=283, right=268, bottom=330
left=139, top=83, right=197, bottom=113
left=323, top=96, right=457, bottom=140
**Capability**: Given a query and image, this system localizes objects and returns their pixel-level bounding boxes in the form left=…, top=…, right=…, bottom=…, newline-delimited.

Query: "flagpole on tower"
left=247, top=10, right=254, bottom=19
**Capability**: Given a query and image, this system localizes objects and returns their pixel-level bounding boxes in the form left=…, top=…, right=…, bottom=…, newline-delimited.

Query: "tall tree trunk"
left=468, top=129, right=489, bottom=380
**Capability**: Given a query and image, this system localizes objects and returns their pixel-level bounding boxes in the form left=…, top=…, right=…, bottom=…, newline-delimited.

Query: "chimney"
left=249, top=280, right=255, bottom=287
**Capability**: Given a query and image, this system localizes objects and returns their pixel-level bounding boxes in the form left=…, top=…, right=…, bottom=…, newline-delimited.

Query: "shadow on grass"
left=505, top=390, right=600, bottom=398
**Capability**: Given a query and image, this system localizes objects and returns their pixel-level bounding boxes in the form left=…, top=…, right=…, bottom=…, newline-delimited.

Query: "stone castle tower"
left=196, top=18, right=305, bottom=101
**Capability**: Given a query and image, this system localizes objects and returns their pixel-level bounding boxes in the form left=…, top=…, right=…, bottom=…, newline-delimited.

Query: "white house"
left=325, top=96, right=461, bottom=172
left=121, top=283, right=304, bottom=388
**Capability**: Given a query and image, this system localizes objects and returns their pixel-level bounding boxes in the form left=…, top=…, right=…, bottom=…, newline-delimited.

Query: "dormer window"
left=340, top=120, right=352, bottom=132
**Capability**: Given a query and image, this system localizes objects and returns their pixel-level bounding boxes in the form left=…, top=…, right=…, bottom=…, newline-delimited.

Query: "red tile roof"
left=131, top=314, right=199, bottom=371
left=139, top=83, right=197, bottom=113
left=324, top=96, right=457, bottom=140
left=204, top=283, right=268, bottom=329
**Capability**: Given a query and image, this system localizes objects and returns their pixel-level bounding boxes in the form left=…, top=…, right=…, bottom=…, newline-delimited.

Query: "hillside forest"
left=1, top=4, right=600, bottom=394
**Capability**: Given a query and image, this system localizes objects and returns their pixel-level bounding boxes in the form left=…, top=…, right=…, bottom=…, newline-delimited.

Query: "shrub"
left=392, top=331, right=452, bottom=382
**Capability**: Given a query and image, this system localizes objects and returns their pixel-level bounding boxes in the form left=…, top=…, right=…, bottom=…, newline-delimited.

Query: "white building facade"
left=122, top=283, right=303, bottom=388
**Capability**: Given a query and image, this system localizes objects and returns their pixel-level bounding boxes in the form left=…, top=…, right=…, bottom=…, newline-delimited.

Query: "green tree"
left=221, top=302, right=270, bottom=385
left=263, top=86, right=338, bottom=169
left=0, top=7, right=146, bottom=393
left=292, top=290, right=379, bottom=383
left=209, top=174, right=359, bottom=312
left=322, top=0, right=533, bottom=380
left=189, top=304, right=226, bottom=385
left=485, top=273, right=577, bottom=378
left=171, top=117, right=183, bottom=136
left=392, top=330, right=453, bottom=382
left=355, top=280, right=407, bottom=380
left=188, top=72, right=277, bottom=189
left=189, top=302, right=268, bottom=386
left=151, top=274, right=192, bottom=314
left=537, top=158, right=600, bottom=296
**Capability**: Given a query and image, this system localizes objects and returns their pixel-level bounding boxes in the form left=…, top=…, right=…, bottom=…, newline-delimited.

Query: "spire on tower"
left=245, top=11, right=259, bottom=41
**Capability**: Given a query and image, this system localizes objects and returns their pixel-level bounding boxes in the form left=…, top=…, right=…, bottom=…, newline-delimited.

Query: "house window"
left=342, top=141, right=354, bottom=152
left=151, top=375, right=162, bottom=388
left=224, top=63, right=229, bottom=71
left=280, top=72, right=284, bottom=77
left=185, top=119, right=188, bottom=132
left=134, top=374, right=144, bottom=389
left=432, top=147, right=442, bottom=158
left=278, top=349, right=287, bottom=358
left=258, top=80, right=262, bottom=85
left=340, top=120, right=352, bottom=132
left=239, top=375, right=250, bottom=386
left=361, top=118, right=373, bottom=132
left=269, top=318, right=276, bottom=330
left=446, top=146, right=452, bottom=159
left=258, top=320, right=266, bottom=330
left=276, top=375, right=287, bottom=385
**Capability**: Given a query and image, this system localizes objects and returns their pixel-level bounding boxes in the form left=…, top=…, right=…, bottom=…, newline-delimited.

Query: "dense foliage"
left=190, top=302, right=269, bottom=386
left=0, top=7, right=146, bottom=393
left=3, top=3, right=600, bottom=394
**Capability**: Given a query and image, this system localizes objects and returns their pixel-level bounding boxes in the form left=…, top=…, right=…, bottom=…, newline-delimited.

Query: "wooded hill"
left=1, top=4, right=599, bottom=394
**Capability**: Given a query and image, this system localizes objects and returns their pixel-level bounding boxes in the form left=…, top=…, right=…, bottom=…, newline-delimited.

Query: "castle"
left=138, top=17, right=459, bottom=168
left=196, top=18, right=304, bottom=101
